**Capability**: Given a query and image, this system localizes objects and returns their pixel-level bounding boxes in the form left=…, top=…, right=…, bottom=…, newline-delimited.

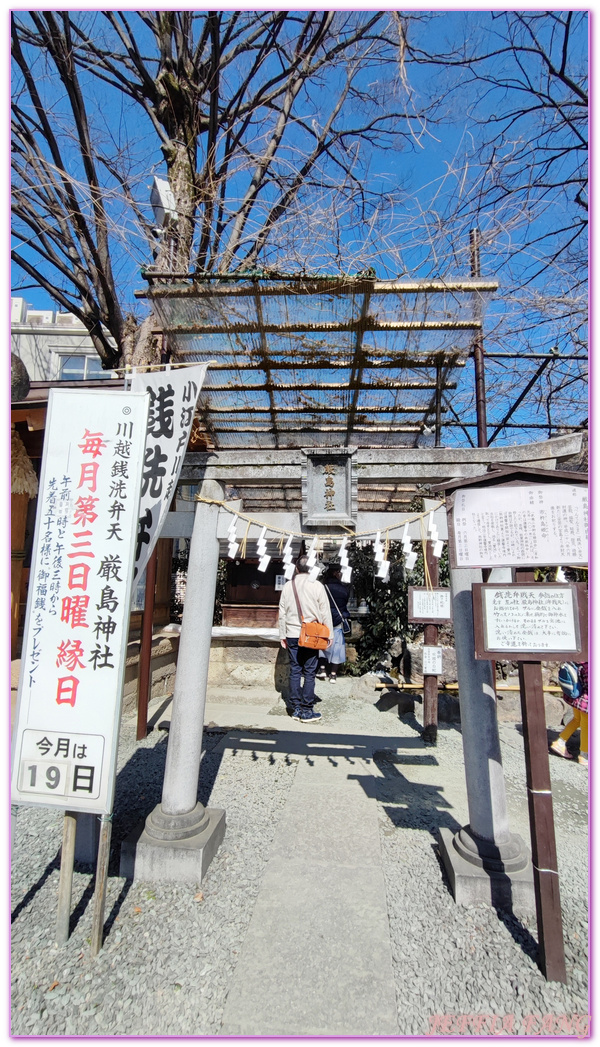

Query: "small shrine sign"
left=408, top=587, right=452, bottom=623
left=301, top=447, right=357, bottom=528
left=423, top=645, right=444, bottom=676
left=472, top=583, right=587, bottom=661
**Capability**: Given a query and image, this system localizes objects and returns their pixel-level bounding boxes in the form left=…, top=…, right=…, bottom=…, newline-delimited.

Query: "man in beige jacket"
left=278, top=555, right=333, bottom=723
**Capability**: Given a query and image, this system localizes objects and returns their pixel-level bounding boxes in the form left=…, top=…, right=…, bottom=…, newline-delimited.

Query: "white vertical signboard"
left=11, top=389, right=149, bottom=814
left=423, top=646, right=443, bottom=676
left=130, top=364, right=209, bottom=580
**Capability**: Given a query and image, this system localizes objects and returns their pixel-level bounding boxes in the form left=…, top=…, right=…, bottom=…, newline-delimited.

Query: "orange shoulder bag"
left=291, top=578, right=330, bottom=651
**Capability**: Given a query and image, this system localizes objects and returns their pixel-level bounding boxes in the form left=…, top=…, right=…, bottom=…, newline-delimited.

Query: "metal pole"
left=422, top=542, right=439, bottom=745
left=90, top=814, right=113, bottom=957
left=515, top=567, right=567, bottom=983
left=136, top=548, right=158, bottom=741
left=56, top=811, right=77, bottom=944
left=435, top=362, right=443, bottom=447
left=470, top=227, right=488, bottom=448
left=488, top=357, right=553, bottom=445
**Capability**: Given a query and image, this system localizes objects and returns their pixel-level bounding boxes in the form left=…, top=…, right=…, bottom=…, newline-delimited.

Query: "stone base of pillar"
left=120, top=803, right=226, bottom=883
left=438, top=825, right=535, bottom=912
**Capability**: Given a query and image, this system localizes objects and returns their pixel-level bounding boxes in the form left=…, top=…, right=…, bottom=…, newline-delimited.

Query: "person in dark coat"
left=317, top=564, right=351, bottom=683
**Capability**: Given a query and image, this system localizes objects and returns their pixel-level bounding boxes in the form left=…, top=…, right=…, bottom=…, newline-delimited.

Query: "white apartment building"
left=11, top=297, right=117, bottom=383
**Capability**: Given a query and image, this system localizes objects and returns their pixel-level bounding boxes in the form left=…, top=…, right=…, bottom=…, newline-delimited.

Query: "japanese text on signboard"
left=12, top=391, right=148, bottom=814
left=452, top=485, right=587, bottom=568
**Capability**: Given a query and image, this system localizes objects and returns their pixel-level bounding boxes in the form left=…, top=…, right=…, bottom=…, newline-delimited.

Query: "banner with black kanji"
left=131, top=363, right=209, bottom=581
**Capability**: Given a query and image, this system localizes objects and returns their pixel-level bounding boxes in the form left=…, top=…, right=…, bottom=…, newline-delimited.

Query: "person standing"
left=550, top=661, right=588, bottom=767
left=278, top=555, right=333, bottom=723
left=317, top=564, right=351, bottom=683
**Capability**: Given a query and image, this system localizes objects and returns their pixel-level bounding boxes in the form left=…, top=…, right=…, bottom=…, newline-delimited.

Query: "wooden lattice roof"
left=143, top=274, right=497, bottom=451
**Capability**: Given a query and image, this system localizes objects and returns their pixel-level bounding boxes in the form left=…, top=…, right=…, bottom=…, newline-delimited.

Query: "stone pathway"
left=220, top=750, right=398, bottom=1035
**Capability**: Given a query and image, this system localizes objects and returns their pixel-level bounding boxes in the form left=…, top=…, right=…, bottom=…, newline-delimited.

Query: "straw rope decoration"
left=421, top=515, right=433, bottom=590
left=238, top=519, right=251, bottom=559
left=194, top=494, right=445, bottom=548
left=11, top=426, right=39, bottom=498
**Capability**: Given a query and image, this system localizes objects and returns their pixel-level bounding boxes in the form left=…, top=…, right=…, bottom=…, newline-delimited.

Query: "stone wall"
left=120, top=632, right=572, bottom=731
left=207, top=637, right=286, bottom=696
left=122, top=633, right=181, bottom=716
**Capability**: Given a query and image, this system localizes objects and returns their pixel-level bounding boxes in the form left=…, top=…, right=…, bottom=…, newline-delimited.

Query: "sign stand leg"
left=514, top=566, right=567, bottom=983
left=90, top=814, right=112, bottom=957
left=422, top=542, right=439, bottom=744
left=56, top=810, right=77, bottom=945
left=518, top=658, right=567, bottom=983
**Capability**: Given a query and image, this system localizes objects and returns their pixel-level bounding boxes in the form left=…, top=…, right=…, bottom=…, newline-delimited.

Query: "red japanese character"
left=66, top=563, right=91, bottom=591
left=61, top=595, right=90, bottom=628
left=56, top=676, right=79, bottom=706
left=78, top=462, right=100, bottom=492
left=78, top=430, right=106, bottom=457
left=73, top=496, right=99, bottom=526
left=56, top=640, right=86, bottom=670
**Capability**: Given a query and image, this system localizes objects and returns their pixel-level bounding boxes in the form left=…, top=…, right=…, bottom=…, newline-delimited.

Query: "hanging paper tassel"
left=377, top=560, right=390, bottom=583
left=256, top=526, right=268, bottom=558
left=282, top=535, right=294, bottom=565
left=306, top=535, right=318, bottom=567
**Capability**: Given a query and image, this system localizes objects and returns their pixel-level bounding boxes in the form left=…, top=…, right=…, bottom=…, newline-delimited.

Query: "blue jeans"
left=286, top=638, right=318, bottom=710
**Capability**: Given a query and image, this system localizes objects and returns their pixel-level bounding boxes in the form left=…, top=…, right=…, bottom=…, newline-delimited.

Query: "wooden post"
left=11, top=492, right=29, bottom=658
left=90, top=814, right=112, bottom=957
left=56, top=811, right=77, bottom=945
left=516, top=567, right=567, bottom=984
left=422, top=541, right=439, bottom=745
left=137, top=548, right=158, bottom=741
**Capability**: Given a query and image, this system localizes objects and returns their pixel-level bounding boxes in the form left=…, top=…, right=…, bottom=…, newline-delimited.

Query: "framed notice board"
left=472, top=583, right=587, bottom=661
left=408, top=587, right=452, bottom=623
left=446, top=479, right=588, bottom=569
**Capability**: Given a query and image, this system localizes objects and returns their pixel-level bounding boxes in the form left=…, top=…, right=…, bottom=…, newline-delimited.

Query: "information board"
left=472, top=583, right=586, bottom=660
left=423, top=646, right=444, bottom=675
left=11, top=389, right=149, bottom=814
left=448, top=484, right=588, bottom=568
left=408, top=587, right=452, bottom=623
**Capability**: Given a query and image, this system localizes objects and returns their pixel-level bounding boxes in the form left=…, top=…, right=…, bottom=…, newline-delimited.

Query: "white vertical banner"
left=11, top=390, right=149, bottom=814
left=131, top=364, right=209, bottom=580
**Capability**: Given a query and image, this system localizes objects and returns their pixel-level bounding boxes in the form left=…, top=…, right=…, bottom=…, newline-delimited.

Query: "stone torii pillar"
left=121, top=480, right=226, bottom=882
left=437, top=563, right=534, bottom=909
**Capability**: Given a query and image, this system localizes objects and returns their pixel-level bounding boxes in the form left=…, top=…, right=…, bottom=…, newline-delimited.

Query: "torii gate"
left=120, top=429, right=583, bottom=913
left=119, top=271, right=584, bottom=904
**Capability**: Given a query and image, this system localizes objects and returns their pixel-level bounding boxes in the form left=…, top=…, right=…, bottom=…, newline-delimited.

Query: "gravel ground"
left=375, top=720, right=589, bottom=1036
left=11, top=688, right=589, bottom=1037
